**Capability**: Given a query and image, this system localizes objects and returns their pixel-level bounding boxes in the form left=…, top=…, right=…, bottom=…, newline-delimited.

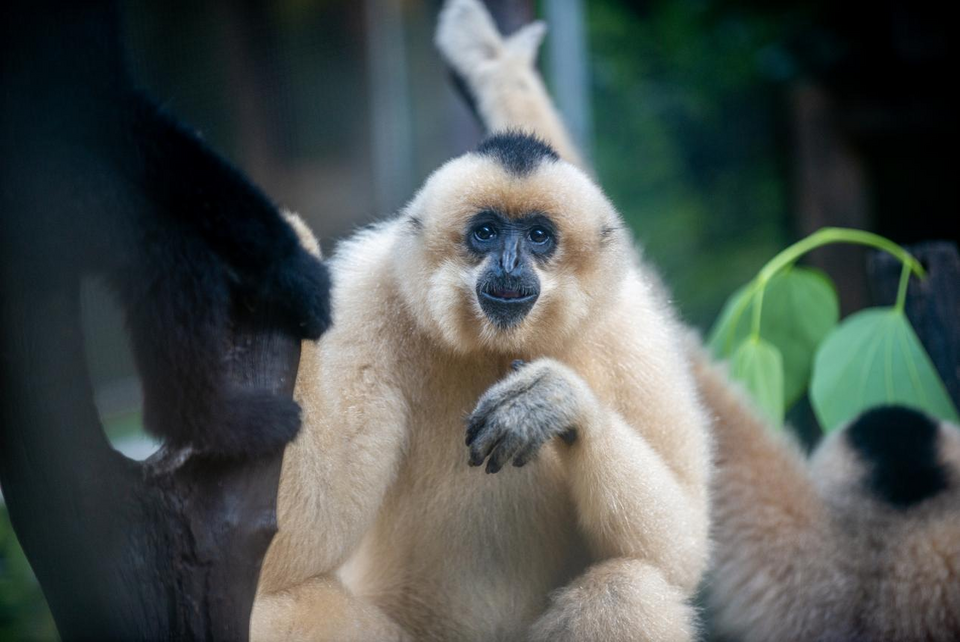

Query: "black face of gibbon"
left=465, top=210, right=557, bottom=329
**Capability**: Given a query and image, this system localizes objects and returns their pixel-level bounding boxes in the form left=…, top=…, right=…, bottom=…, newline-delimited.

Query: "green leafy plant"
left=708, top=227, right=959, bottom=431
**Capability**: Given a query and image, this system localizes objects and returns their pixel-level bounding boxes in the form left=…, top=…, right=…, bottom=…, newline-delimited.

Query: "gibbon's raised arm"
left=436, top=0, right=584, bottom=169
left=252, top=218, right=410, bottom=642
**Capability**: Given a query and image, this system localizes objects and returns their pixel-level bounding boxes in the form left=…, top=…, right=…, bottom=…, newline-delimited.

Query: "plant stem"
left=757, top=227, right=924, bottom=283
left=747, top=227, right=923, bottom=338
left=895, top=260, right=911, bottom=312
left=750, top=277, right=766, bottom=340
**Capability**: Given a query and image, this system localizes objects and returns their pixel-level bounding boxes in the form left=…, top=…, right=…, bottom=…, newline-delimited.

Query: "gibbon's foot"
left=466, top=360, right=581, bottom=473
left=265, top=248, right=333, bottom=340
left=204, top=390, right=302, bottom=458
left=436, top=0, right=546, bottom=77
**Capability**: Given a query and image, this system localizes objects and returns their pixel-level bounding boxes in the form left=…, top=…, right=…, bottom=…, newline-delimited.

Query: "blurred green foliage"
left=588, top=0, right=799, bottom=327
left=0, top=506, right=56, bottom=641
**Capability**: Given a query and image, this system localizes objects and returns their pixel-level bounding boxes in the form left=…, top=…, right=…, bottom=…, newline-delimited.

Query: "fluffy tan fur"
left=251, top=2, right=713, bottom=639
left=254, top=158, right=710, bottom=642
left=691, top=343, right=960, bottom=642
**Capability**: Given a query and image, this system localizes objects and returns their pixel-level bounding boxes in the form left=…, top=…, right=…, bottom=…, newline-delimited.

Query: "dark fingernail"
left=486, top=460, right=501, bottom=474
left=511, top=359, right=527, bottom=371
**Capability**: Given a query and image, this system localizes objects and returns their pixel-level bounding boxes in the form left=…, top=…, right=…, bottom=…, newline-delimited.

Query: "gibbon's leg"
left=251, top=337, right=410, bottom=640
left=467, top=359, right=708, bottom=641
left=435, top=0, right=584, bottom=169
left=529, top=559, right=694, bottom=642
left=251, top=576, right=409, bottom=642
left=687, top=342, right=845, bottom=641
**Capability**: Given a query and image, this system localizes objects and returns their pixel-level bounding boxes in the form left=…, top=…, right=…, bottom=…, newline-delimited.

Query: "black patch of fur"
left=847, top=406, right=949, bottom=508
left=475, top=131, right=559, bottom=177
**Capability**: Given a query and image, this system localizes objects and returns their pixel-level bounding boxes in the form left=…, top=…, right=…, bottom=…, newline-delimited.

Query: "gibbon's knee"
left=252, top=576, right=410, bottom=642
left=530, top=559, right=696, bottom=642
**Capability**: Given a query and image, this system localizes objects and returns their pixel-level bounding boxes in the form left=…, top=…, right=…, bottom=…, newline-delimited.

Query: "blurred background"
left=2, top=0, right=956, bottom=638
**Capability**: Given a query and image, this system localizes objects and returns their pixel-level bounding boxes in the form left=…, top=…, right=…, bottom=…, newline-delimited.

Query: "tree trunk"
left=0, top=2, right=306, bottom=638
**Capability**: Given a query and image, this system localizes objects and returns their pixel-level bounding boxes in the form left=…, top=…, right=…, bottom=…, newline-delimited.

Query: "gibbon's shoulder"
left=321, top=218, right=412, bottom=335
left=610, top=249, right=687, bottom=337
left=328, top=219, right=404, bottom=296
left=329, top=218, right=403, bottom=275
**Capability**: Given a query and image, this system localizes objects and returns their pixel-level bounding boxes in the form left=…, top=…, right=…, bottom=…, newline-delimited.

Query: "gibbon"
left=251, top=2, right=712, bottom=640
left=2, top=2, right=331, bottom=458
left=692, top=349, right=960, bottom=642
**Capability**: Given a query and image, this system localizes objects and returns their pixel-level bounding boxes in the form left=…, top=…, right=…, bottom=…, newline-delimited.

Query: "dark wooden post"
left=0, top=278, right=298, bottom=640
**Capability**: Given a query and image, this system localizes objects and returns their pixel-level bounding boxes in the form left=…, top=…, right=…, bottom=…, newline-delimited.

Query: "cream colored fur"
left=252, top=2, right=712, bottom=639
left=255, top=161, right=711, bottom=642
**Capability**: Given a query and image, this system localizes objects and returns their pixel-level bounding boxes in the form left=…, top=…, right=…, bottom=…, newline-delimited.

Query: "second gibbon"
left=251, top=1, right=712, bottom=640
left=695, top=349, right=960, bottom=641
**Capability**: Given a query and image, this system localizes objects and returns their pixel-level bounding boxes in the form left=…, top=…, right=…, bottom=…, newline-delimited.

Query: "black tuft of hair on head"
left=475, top=131, right=559, bottom=176
left=846, top=405, right=950, bottom=508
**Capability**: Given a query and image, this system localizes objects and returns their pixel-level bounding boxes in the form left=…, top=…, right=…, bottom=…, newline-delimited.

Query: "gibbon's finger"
left=485, top=431, right=525, bottom=474
left=510, top=438, right=545, bottom=468
left=465, top=409, right=492, bottom=446
left=469, top=426, right=504, bottom=467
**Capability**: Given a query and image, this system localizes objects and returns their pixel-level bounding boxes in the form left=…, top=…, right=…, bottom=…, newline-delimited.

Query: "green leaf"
left=730, top=337, right=784, bottom=425
left=708, top=267, right=839, bottom=407
left=810, top=308, right=960, bottom=432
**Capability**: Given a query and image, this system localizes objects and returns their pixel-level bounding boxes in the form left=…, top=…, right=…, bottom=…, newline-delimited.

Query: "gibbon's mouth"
left=477, top=282, right=540, bottom=328
left=481, top=286, right=537, bottom=302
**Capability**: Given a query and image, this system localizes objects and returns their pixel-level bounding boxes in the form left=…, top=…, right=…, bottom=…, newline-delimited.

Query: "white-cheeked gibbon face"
left=393, top=132, right=629, bottom=355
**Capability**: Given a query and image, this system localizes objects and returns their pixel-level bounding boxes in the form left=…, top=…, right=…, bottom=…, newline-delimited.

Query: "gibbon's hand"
left=466, top=359, right=587, bottom=473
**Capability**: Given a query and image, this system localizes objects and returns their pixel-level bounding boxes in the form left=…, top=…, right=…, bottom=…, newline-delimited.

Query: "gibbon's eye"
left=474, top=224, right=497, bottom=242
left=528, top=227, right=550, bottom=244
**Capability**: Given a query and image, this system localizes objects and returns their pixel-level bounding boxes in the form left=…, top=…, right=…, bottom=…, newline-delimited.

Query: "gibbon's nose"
left=500, top=238, right=522, bottom=275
